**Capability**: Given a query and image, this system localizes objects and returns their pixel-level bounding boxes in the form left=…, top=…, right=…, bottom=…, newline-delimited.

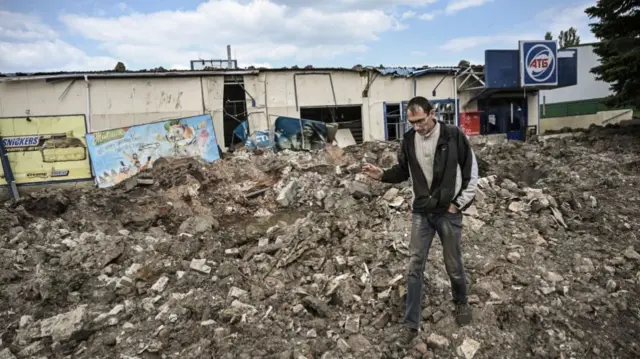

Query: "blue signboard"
left=519, top=40, right=558, bottom=87
left=86, top=114, right=220, bottom=188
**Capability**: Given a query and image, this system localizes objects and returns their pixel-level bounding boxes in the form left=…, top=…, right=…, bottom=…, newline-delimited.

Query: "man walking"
left=362, top=96, right=478, bottom=345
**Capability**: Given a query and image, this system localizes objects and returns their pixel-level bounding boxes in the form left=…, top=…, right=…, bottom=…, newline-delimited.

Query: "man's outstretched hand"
left=362, top=163, right=383, bottom=180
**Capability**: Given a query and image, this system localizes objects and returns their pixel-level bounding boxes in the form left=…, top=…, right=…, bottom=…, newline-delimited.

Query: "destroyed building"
left=1, top=39, right=639, bottom=358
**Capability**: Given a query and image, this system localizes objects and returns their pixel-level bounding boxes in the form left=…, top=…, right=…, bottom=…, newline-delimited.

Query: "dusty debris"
left=458, top=338, right=481, bottom=359
left=1, top=125, right=639, bottom=358
left=0, top=349, right=17, bottom=359
left=427, top=333, right=450, bottom=349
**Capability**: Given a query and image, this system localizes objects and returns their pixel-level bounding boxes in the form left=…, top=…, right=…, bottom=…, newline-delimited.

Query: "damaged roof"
left=0, top=64, right=484, bottom=82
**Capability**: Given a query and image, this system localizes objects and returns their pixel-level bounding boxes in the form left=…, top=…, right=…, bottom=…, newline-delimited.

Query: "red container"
left=459, top=111, right=481, bottom=136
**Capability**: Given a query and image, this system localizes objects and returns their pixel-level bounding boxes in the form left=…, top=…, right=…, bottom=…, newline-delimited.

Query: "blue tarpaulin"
left=233, top=120, right=249, bottom=142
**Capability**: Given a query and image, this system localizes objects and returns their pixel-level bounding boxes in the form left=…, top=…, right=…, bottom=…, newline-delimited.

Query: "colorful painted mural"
left=86, top=114, right=220, bottom=188
left=0, top=115, right=92, bottom=185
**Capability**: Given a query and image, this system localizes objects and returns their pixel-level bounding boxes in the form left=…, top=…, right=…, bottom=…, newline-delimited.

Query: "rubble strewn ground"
left=1, top=125, right=639, bottom=359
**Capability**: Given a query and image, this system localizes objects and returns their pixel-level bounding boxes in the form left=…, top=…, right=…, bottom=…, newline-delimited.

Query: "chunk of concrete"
left=190, top=259, right=211, bottom=274
left=39, top=305, right=88, bottom=342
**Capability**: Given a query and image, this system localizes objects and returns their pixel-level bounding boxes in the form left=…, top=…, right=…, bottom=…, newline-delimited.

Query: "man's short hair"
left=406, top=96, right=434, bottom=114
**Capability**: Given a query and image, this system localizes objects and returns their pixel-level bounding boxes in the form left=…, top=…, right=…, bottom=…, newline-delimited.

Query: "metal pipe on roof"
left=413, top=78, right=417, bottom=97
left=84, top=75, right=92, bottom=132
left=431, top=73, right=450, bottom=97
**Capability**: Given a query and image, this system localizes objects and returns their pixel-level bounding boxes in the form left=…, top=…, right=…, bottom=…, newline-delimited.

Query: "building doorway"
left=223, top=75, right=249, bottom=149
left=477, top=97, right=527, bottom=140
left=300, top=105, right=363, bottom=144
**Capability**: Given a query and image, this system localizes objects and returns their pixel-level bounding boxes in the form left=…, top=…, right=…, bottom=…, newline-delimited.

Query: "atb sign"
left=519, top=40, right=558, bottom=87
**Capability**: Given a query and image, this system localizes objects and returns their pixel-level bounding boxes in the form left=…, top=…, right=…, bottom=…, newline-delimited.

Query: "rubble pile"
left=1, top=125, right=640, bottom=359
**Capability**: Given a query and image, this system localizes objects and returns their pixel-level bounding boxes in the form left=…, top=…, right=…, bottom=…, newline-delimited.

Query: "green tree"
left=585, top=0, right=640, bottom=108
left=558, top=27, right=580, bottom=48
left=544, top=31, right=553, bottom=40
left=114, top=62, right=126, bottom=72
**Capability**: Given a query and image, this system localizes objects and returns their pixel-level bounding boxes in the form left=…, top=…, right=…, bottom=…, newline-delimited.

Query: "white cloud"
left=536, top=3, right=597, bottom=43
left=401, top=11, right=417, bottom=19
left=445, top=0, right=494, bottom=14
left=439, top=2, right=596, bottom=53
left=117, top=2, right=128, bottom=11
left=419, top=12, right=437, bottom=20
left=0, top=11, right=57, bottom=41
left=267, top=0, right=439, bottom=11
left=0, top=11, right=117, bottom=72
left=439, top=34, right=534, bottom=52
left=58, top=0, right=403, bottom=70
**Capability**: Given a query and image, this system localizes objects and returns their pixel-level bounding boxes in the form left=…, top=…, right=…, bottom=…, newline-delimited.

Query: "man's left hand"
left=448, top=204, right=459, bottom=214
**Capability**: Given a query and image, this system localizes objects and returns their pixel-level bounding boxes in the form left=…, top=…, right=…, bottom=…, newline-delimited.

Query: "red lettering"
left=528, top=58, right=549, bottom=69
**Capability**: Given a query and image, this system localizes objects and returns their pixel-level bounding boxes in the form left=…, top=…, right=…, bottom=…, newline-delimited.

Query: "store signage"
left=519, top=40, right=558, bottom=87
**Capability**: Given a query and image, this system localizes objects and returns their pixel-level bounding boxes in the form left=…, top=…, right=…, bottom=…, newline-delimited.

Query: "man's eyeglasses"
left=408, top=116, right=429, bottom=127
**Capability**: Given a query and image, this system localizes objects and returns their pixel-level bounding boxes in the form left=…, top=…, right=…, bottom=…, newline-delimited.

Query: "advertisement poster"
left=86, top=114, right=220, bottom=188
left=0, top=115, right=92, bottom=185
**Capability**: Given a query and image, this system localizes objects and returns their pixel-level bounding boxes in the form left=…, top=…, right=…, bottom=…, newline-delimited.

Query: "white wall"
left=0, top=76, right=227, bottom=148
left=0, top=79, right=86, bottom=118
left=540, top=44, right=612, bottom=104
left=88, top=77, right=206, bottom=131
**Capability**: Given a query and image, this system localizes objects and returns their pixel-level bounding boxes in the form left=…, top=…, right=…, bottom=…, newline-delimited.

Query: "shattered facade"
left=0, top=68, right=483, bottom=151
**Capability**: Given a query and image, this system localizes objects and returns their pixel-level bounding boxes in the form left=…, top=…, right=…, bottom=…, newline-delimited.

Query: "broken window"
left=432, top=100, right=456, bottom=126
left=384, top=103, right=403, bottom=141
left=300, top=106, right=363, bottom=144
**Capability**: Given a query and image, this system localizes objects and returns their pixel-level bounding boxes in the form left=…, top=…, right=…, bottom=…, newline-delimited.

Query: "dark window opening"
left=384, top=104, right=402, bottom=141
left=300, top=106, right=363, bottom=144
left=433, top=101, right=456, bottom=125
left=223, top=76, right=248, bottom=149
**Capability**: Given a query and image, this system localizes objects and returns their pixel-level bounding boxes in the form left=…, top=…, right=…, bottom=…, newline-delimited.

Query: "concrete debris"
left=150, top=276, right=169, bottom=292
left=0, top=349, right=17, bottom=359
left=39, top=305, right=88, bottom=342
left=427, top=333, right=450, bottom=349
left=458, top=338, right=481, bottom=359
left=1, top=125, right=639, bottom=358
left=189, top=258, right=211, bottom=274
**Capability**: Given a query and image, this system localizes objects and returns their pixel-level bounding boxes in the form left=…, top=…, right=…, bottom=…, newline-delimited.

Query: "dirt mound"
left=1, top=126, right=640, bottom=359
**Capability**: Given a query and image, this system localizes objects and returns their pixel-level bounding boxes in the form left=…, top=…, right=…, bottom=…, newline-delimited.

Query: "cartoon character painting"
left=160, top=119, right=197, bottom=156
left=124, top=152, right=152, bottom=172
left=155, top=119, right=210, bottom=158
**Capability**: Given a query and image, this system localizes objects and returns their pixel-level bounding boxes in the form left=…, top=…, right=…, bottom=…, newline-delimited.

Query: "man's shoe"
left=394, top=327, right=418, bottom=348
left=455, top=302, right=472, bottom=326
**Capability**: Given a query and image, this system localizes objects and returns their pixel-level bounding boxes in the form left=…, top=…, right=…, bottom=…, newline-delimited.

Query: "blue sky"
left=0, top=0, right=597, bottom=72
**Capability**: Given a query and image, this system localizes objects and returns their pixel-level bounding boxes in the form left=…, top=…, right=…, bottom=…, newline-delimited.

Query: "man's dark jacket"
left=381, top=121, right=477, bottom=214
